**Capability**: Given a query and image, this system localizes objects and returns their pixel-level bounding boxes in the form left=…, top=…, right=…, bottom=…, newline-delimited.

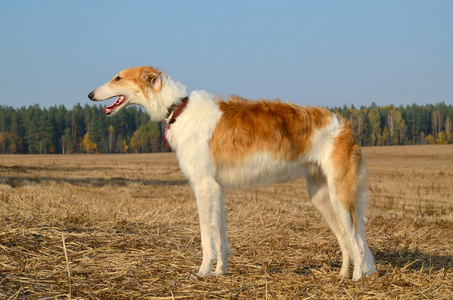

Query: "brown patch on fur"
left=110, top=66, right=162, bottom=98
left=331, top=120, right=362, bottom=231
left=210, top=96, right=333, bottom=167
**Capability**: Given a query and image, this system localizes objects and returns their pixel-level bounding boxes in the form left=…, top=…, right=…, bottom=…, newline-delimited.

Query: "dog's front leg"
left=195, top=183, right=214, bottom=276
left=213, top=189, right=230, bottom=275
left=193, top=178, right=229, bottom=276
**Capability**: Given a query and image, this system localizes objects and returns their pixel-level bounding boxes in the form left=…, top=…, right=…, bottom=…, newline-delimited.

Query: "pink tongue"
left=104, top=96, right=122, bottom=114
left=107, top=97, right=121, bottom=109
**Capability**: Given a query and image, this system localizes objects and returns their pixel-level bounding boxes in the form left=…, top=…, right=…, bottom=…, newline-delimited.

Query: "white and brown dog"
left=88, top=66, right=376, bottom=280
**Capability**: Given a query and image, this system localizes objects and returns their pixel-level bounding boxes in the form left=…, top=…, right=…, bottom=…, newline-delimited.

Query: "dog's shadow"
left=297, top=249, right=452, bottom=277
left=372, top=249, right=452, bottom=272
left=0, top=175, right=189, bottom=188
left=246, top=249, right=452, bottom=277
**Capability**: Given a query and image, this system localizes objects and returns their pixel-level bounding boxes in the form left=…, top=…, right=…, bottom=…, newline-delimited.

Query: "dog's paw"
left=196, top=269, right=211, bottom=277
left=213, top=269, right=226, bottom=276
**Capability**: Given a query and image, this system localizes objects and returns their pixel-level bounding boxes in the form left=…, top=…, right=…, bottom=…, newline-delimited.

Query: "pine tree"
left=108, top=125, right=115, bottom=153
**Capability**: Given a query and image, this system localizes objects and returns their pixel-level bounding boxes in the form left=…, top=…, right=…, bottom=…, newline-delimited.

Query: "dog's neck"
left=165, top=97, right=189, bottom=125
left=142, top=75, right=187, bottom=122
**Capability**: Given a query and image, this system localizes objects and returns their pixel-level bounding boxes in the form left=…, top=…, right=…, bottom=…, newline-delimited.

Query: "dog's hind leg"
left=328, top=184, right=364, bottom=280
left=306, top=167, right=353, bottom=278
left=326, top=159, right=374, bottom=280
left=355, top=163, right=377, bottom=277
left=192, top=177, right=229, bottom=276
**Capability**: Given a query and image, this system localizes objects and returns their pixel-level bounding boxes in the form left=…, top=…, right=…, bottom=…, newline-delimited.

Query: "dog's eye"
left=115, top=76, right=121, bottom=81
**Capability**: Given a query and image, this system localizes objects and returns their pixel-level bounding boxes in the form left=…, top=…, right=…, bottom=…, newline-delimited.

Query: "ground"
left=0, top=145, right=452, bottom=299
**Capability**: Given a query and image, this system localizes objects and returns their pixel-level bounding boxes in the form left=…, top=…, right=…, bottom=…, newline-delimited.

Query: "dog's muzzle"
left=88, top=91, right=95, bottom=100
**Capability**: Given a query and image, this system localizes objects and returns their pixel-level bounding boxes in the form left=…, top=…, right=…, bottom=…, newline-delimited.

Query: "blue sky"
left=1, top=1, right=452, bottom=109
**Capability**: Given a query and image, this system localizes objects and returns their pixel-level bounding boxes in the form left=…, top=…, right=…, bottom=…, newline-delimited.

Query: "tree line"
left=0, top=102, right=452, bottom=154
left=332, top=102, right=453, bottom=146
left=0, top=104, right=165, bottom=154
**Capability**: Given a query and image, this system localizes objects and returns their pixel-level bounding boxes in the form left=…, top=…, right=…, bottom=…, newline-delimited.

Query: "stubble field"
left=0, top=145, right=452, bottom=299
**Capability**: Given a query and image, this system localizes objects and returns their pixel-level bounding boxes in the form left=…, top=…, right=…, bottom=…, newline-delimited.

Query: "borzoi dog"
left=88, top=66, right=376, bottom=280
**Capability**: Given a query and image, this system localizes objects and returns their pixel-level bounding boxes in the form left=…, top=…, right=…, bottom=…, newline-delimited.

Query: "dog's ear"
left=140, top=72, right=162, bottom=93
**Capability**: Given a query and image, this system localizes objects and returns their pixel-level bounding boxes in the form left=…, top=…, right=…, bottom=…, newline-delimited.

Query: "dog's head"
left=88, top=66, right=162, bottom=116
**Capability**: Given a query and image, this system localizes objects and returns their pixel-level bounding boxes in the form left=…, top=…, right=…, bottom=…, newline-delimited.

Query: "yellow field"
left=1, top=145, right=452, bottom=299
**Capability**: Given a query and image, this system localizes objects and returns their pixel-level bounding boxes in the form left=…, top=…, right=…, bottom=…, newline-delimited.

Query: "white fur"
left=89, top=68, right=376, bottom=280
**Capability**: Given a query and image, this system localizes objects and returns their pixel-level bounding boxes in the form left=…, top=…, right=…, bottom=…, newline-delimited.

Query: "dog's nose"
left=88, top=91, right=95, bottom=100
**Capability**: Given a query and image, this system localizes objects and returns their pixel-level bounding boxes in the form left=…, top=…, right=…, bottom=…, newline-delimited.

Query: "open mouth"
left=104, top=95, right=127, bottom=115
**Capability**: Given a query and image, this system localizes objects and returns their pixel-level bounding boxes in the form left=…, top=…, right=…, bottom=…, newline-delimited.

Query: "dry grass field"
left=1, top=145, right=452, bottom=299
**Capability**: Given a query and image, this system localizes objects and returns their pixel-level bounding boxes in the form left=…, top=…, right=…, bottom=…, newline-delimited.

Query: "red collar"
left=166, top=97, right=189, bottom=125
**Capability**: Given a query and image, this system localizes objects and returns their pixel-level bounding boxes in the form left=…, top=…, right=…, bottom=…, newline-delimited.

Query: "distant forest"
left=0, top=102, right=452, bottom=154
